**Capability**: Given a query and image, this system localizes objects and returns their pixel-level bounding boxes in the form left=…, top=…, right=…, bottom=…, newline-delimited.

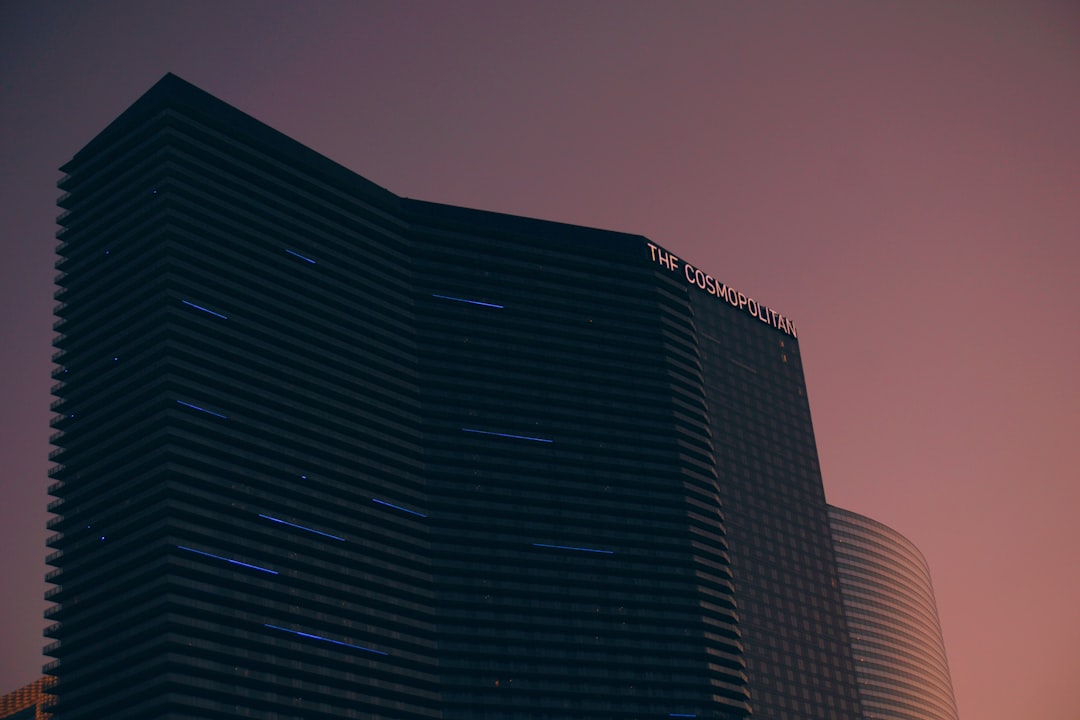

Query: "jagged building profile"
left=43, top=73, right=955, bottom=720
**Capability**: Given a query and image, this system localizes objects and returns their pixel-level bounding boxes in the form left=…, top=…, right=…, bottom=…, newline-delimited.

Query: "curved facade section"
left=827, top=506, right=959, bottom=720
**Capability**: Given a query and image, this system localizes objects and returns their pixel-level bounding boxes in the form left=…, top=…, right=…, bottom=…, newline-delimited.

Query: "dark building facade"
left=687, top=287, right=863, bottom=719
left=46, top=74, right=871, bottom=719
left=828, top=507, right=960, bottom=720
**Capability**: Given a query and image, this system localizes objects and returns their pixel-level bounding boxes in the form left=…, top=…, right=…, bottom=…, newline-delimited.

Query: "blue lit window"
left=181, top=300, right=227, bottom=320
left=431, top=294, right=503, bottom=309
left=176, top=545, right=278, bottom=574
left=372, top=498, right=427, bottom=518
left=258, top=514, right=345, bottom=541
left=264, top=624, right=387, bottom=655
left=532, top=543, right=614, bottom=555
left=284, top=249, right=316, bottom=264
left=462, top=428, right=552, bottom=443
left=176, top=400, right=227, bottom=419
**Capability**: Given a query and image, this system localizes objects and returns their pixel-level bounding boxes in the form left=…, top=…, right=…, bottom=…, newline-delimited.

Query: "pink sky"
left=2, top=2, right=1077, bottom=717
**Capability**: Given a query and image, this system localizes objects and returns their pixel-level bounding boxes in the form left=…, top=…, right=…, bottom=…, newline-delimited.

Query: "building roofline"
left=61, top=73, right=399, bottom=209
left=404, top=197, right=651, bottom=259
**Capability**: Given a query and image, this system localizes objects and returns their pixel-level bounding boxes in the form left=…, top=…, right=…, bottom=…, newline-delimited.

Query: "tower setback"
left=45, top=73, right=942, bottom=720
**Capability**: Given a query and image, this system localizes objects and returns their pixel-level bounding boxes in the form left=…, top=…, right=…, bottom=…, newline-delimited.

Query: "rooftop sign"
left=647, top=242, right=797, bottom=338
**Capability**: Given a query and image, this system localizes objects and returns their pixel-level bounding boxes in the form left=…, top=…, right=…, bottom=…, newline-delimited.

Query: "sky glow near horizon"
left=1, top=3, right=1078, bottom=718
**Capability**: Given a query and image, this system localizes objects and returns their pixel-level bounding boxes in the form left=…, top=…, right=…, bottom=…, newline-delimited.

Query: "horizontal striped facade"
left=829, top=507, right=959, bottom=720
left=46, top=73, right=958, bottom=720
left=47, top=74, right=756, bottom=719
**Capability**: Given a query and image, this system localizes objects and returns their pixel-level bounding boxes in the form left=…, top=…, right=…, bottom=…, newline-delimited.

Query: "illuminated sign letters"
left=647, top=242, right=797, bottom=338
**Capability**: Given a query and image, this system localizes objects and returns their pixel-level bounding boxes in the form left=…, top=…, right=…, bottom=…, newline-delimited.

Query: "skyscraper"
left=678, top=253, right=869, bottom=719
left=410, top=207, right=752, bottom=717
left=46, top=73, right=918, bottom=719
left=49, top=73, right=444, bottom=720
left=829, top=506, right=960, bottom=720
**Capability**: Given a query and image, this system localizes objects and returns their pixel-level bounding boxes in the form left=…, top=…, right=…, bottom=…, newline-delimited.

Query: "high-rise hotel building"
left=828, top=507, right=960, bottom=720
left=45, top=74, right=943, bottom=719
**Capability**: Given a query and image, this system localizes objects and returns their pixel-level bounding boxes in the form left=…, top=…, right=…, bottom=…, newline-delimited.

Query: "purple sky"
left=2, top=2, right=1078, bottom=717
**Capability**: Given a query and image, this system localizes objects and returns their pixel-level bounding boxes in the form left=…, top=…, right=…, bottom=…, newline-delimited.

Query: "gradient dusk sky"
left=2, top=2, right=1078, bottom=717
